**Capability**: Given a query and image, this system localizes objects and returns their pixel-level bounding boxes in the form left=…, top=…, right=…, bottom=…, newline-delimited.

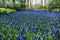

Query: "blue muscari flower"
left=2, top=16, right=6, bottom=19
left=20, top=29, right=24, bottom=35
left=54, top=23, right=58, bottom=28
left=15, top=22, right=18, bottom=26
left=41, top=36, right=45, bottom=40
left=22, top=35, right=26, bottom=40
left=28, top=26, right=31, bottom=30
left=3, top=24, right=6, bottom=28
left=17, top=36, right=21, bottom=40
left=32, top=28, right=36, bottom=33
left=44, top=29, right=50, bottom=34
left=9, top=22, right=13, bottom=25
left=0, top=35, right=3, bottom=39
left=10, top=31, right=13, bottom=34
left=50, top=26, right=53, bottom=30
left=25, top=21, right=29, bottom=25
left=53, top=36, right=56, bottom=40
left=31, top=25, right=37, bottom=33
left=38, top=31, right=40, bottom=35
left=42, top=26, right=47, bottom=29
left=3, top=30, right=7, bottom=34
left=0, top=21, right=4, bottom=24
left=52, top=34, right=56, bottom=39
left=51, top=20, right=55, bottom=23
left=59, top=32, right=60, bottom=36
left=40, top=18, right=43, bottom=21
left=52, top=28, right=58, bottom=33
left=16, top=27, right=19, bottom=30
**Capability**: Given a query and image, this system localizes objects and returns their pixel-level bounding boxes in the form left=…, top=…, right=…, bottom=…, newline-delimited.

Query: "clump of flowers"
left=0, top=10, right=60, bottom=40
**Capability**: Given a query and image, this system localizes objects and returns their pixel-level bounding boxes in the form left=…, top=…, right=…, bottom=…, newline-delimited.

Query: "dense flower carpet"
left=0, top=10, right=60, bottom=40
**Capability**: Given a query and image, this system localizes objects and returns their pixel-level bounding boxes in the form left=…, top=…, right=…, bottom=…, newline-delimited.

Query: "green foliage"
left=0, top=8, right=16, bottom=14
left=48, top=0, right=60, bottom=11
left=9, top=4, right=21, bottom=11
left=0, top=0, right=26, bottom=11
left=19, top=0, right=26, bottom=10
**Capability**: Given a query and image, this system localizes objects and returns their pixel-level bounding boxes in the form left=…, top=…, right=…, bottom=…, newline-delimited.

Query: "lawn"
left=0, top=10, right=60, bottom=40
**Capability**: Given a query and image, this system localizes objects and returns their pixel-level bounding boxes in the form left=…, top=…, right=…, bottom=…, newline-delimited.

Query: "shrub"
left=0, top=8, right=16, bottom=14
left=7, top=3, right=26, bottom=11
left=48, top=0, right=60, bottom=11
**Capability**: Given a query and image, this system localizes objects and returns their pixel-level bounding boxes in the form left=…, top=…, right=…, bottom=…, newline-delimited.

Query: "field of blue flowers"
left=0, top=10, right=60, bottom=40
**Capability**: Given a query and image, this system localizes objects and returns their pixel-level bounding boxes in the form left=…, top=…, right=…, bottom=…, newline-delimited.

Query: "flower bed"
left=0, top=10, right=60, bottom=40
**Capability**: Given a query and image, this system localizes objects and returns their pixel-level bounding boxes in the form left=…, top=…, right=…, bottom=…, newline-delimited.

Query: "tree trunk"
left=27, top=0, right=29, bottom=9
left=13, top=0, right=15, bottom=3
left=2, top=0, right=5, bottom=7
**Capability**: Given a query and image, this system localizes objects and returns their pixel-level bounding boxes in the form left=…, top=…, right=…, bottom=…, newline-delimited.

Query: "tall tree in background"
left=30, top=0, right=32, bottom=9
left=13, top=0, right=15, bottom=2
left=23, top=0, right=26, bottom=9
left=26, top=0, right=29, bottom=9
left=0, top=0, right=2, bottom=7
left=26, top=0, right=32, bottom=9
left=19, top=0, right=26, bottom=10
left=2, top=0, right=5, bottom=7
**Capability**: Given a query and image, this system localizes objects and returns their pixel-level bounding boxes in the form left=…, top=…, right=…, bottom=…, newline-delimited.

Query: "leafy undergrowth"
left=0, top=10, right=60, bottom=40
left=0, top=8, right=16, bottom=14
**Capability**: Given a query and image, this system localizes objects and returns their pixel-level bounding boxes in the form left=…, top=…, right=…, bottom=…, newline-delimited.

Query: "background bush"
left=0, top=8, right=16, bottom=14
left=0, top=0, right=26, bottom=11
left=48, top=0, right=60, bottom=11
